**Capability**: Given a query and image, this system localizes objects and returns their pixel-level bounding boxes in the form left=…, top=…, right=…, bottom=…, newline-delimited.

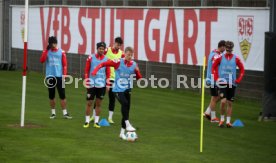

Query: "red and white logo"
left=237, top=16, right=254, bottom=61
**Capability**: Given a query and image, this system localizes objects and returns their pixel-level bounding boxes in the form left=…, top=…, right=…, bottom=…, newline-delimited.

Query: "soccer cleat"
left=63, top=114, right=72, bottom=119
left=211, top=117, right=220, bottom=123
left=226, top=123, right=233, bottom=128
left=50, top=114, right=56, bottom=119
left=83, top=122, right=89, bottom=128
left=90, top=116, right=94, bottom=123
left=94, top=123, right=101, bottom=128
left=126, top=124, right=136, bottom=132
left=108, top=118, right=115, bottom=124
left=218, top=121, right=225, bottom=128
left=203, top=113, right=211, bottom=120
left=119, top=133, right=127, bottom=140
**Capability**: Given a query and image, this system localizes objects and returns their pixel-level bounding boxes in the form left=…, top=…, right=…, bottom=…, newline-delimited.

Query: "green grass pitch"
left=0, top=71, right=276, bottom=162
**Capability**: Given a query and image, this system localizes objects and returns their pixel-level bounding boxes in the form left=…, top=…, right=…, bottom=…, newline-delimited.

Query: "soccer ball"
left=126, top=132, right=138, bottom=142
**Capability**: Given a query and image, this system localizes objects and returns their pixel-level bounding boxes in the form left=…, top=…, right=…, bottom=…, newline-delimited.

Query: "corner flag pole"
left=20, top=0, right=29, bottom=127
left=200, top=55, right=206, bottom=152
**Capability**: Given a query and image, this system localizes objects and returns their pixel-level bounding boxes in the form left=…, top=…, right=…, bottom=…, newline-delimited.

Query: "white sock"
left=211, top=111, right=216, bottom=119
left=95, top=116, right=100, bottom=123
left=85, top=116, right=90, bottom=123
left=205, top=106, right=211, bottom=115
left=62, top=109, right=67, bottom=115
left=220, top=115, right=225, bottom=122
left=125, top=120, right=130, bottom=127
left=51, top=109, right=56, bottom=115
left=92, top=109, right=96, bottom=118
left=108, top=111, right=114, bottom=119
left=120, top=128, right=125, bottom=135
left=226, top=116, right=231, bottom=124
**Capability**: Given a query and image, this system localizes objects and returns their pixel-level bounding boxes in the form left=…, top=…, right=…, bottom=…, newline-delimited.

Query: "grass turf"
left=0, top=71, right=276, bottom=163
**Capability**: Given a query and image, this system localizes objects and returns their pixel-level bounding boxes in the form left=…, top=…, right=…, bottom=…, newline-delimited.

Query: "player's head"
left=225, top=41, right=234, bottom=54
left=114, top=37, right=123, bottom=50
left=124, top=46, right=134, bottom=61
left=48, top=36, right=58, bottom=48
left=218, top=40, right=226, bottom=52
left=97, top=42, right=106, bottom=55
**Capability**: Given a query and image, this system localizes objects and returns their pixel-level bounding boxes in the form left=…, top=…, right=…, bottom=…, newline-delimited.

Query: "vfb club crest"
left=238, top=16, right=254, bottom=61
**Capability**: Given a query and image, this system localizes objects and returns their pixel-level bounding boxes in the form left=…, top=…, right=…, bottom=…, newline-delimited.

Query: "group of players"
left=40, top=36, right=245, bottom=142
left=204, top=40, right=245, bottom=128
left=40, top=36, right=141, bottom=140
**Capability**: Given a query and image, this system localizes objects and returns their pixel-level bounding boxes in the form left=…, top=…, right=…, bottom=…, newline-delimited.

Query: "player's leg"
left=90, top=102, right=96, bottom=123
left=117, top=90, right=135, bottom=131
left=204, top=88, right=212, bottom=119
left=56, top=77, right=71, bottom=119
left=93, top=98, right=101, bottom=128
left=204, top=85, right=218, bottom=120
left=115, top=92, right=127, bottom=139
left=108, top=80, right=116, bottom=123
left=83, top=88, right=95, bottom=128
left=93, top=87, right=105, bottom=128
left=226, top=85, right=236, bottom=128
left=218, top=85, right=227, bottom=127
left=226, top=100, right=233, bottom=128
left=210, top=96, right=220, bottom=122
left=47, top=76, right=56, bottom=119
left=124, top=90, right=133, bottom=129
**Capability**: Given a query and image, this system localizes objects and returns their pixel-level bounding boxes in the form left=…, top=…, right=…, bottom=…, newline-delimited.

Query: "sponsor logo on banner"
left=20, top=11, right=25, bottom=42
left=237, top=16, right=254, bottom=61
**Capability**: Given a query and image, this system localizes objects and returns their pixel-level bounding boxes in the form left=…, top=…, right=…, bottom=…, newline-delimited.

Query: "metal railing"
left=10, top=0, right=269, bottom=7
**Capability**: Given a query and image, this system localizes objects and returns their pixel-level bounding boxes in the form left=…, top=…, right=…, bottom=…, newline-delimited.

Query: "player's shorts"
left=86, top=87, right=106, bottom=101
left=46, top=77, right=65, bottom=100
left=209, top=85, right=219, bottom=96
left=218, top=84, right=236, bottom=102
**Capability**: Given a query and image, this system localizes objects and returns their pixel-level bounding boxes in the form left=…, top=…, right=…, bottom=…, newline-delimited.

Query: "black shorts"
left=86, top=87, right=106, bottom=101
left=210, top=85, right=219, bottom=96
left=46, top=77, right=65, bottom=100
left=219, top=84, right=236, bottom=102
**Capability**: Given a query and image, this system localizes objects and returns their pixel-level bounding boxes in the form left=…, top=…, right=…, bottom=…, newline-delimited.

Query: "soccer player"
left=212, top=41, right=245, bottom=128
left=40, top=36, right=72, bottom=119
left=92, top=47, right=142, bottom=140
left=83, top=42, right=110, bottom=128
left=204, top=40, right=226, bottom=122
left=105, top=37, right=124, bottom=123
left=90, top=37, right=124, bottom=124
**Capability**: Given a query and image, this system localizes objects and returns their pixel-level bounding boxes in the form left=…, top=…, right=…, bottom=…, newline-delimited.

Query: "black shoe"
left=203, top=113, right=211, bottom=120
left=50, top=114, right=56, bottom=119
left=64, top=114, right=72, bottom=119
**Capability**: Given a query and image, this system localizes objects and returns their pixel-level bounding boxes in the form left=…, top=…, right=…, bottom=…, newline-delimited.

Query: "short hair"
left=115, top=37, right=123, bottom=44
left=124, top=46, right=134, bottom=53
left=48, top=36, right=57, bottom=44
left=218, top=40, right=226, bottom=48
left=225, top=41, right=234, bottom=49
left=96, top=42, right=106, bottom=49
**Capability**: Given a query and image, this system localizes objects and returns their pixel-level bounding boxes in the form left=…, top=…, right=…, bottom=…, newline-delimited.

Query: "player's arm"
left=105, top=65, right=112, bottom=87
left=62, top=51, right=67, bottom=76
left=84, top=56, right=92, bottom=80
left=135, top=64, right=142, bottom=79
left=211, top=56, right=222, bottom=81
left=40, top=50, right=48, bottom=63
left=91, top=60, right=120, bottom=76
left=84, top=56, right=92, bottom=87
left=121, top=53, right=125, bottom=58
left=235, top=57, right=245, bottom=84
